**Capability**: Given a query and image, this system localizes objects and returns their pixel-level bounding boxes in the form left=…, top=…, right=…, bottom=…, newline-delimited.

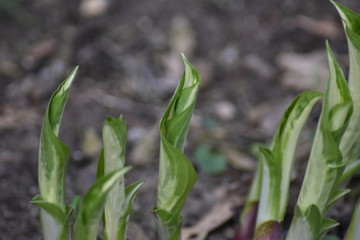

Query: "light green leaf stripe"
left=155, top=54, right=200, bottom=240
left=37, top=67, right=78, bottom=240
left=72, top=167, right=131, bottom=240
left=332, top=1, right=360, bottom=167
left=255, top=91, right=322, bottom=227
left=257, top=147, right=281, bottom=224
left=101, top=116, right=127, bottom=240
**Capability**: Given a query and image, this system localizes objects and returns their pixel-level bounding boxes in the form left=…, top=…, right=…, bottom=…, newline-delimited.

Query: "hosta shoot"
left=286, top=43, right=353, bottom=240
left=235, top=91, right=322, bottom=240
left=97, top=116, right=144, bottom=240
left=254, top=91, right=322, bottom=239
left=331, top=1, right=360, bottom=186
left=32, top=67, right=78, bottom=240
left=154, top=54, right=200, bottom=240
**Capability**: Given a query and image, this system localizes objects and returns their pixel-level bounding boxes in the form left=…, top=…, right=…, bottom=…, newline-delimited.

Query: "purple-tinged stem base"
left=254, top=221, right=281, bottom=240
left=233, top=202, right=259, bottom=240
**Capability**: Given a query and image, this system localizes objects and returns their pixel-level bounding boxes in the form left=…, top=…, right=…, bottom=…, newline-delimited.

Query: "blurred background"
left=1, top=0, right=360, bottom=239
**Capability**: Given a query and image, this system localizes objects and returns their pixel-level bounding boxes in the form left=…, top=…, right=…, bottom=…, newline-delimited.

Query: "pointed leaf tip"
left=60, top=67, right=78, bottom=92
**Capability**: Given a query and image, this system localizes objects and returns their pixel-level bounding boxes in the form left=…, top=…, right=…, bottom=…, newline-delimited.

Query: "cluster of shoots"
left=234, top=1, right=360, bottom=240
left=32, top=54, right=200, bottom=240
left=33, top=1, right=360, bottom=240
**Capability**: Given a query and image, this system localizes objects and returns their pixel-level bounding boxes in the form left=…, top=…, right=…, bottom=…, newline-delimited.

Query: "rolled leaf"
left=36, top=67, right=78, bottom=240
left=297, top=43, right=352, bottom=216
left=155, top=54, right=200, bottom=240
left=72, top=167, right=131, bottom=240
left=101, top=116, right=127, bottom=240
left=287, top=43, right=352, bottom=239
left=332, top=1, right=360, bottom=168
left=253, top=90, right=322, bottom=234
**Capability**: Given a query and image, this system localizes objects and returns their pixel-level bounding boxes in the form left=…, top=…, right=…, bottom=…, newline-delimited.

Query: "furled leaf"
left=254, top=91, right=322, bottom=229
left=101, top=116, right=127, bottom=240
left=332, top=1, right=360, bottom=168
left=36, top=67, right=78, bottom=240
left=287, top=43, right=352, bottom=240
left=296, top=43, right=352, bottom=216
left=72, top=167, right=131, bottom=240
left=117, top=181, right=144, bottom=240
left=155, top=54, right=200, bottom=240
left=256, top=147, right=281, bottom=226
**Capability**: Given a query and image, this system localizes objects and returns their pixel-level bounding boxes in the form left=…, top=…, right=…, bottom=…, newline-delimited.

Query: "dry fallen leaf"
left=221, top=145, right=256, bottom=171
left=277, top=51, right=328, bottom=92
left=182, top=189, right=243, bottom=240
left=0, top=106, right=40, bottom=130
left=22, top=39, right=58, bottom=70
left=295, top=15, right=340, bottom=39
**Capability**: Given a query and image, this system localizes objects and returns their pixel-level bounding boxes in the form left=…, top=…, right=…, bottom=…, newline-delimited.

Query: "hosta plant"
left=235, top=1, right=360, bottom=240
left=154, top=54, right=200, bottom=240
left=32, top=54, right=200, bottom=240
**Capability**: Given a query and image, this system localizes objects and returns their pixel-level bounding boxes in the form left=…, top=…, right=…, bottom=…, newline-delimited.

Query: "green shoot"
left=154, top=54, right=200, bottom=240
left=332, top=1, right=360, bottom=169
left=101, top=116, right=126, bottom=240
left=253, top=91, right=322, bottom=239
left=33, top=67, right=78, bottom=240
left=286, top=42, right=353, bottom=240
left=72, top=167, right=131, bottom=240
left=236, top=91, right=322, bottom=240
left=97, top=116, right=144, bottom=240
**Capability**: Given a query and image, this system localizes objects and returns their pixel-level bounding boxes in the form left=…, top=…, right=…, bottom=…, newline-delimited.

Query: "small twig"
left=81, top=88, right=165, bottom=117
